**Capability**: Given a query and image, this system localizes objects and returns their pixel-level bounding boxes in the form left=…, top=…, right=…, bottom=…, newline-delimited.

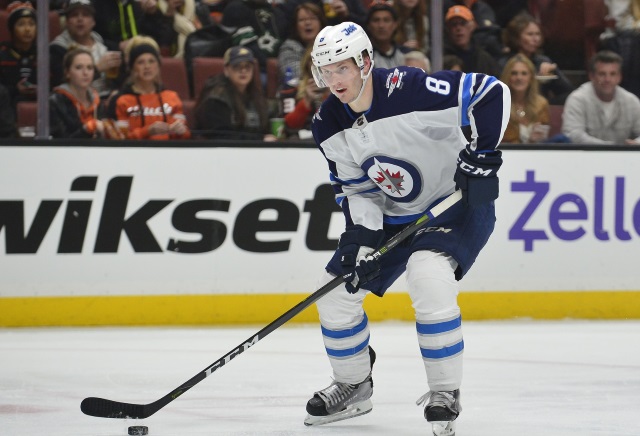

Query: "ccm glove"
left=338, top=225, right=386, bottom=294
left=454, top=149, right=503, bottom=207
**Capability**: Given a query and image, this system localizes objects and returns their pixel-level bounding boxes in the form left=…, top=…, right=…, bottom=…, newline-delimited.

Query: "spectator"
left=278, top=2, right=326, bottom=89
left=501, top=12, right=574, bottom=104
left=366, top=1, right=412, bottom=69
left=442, top=54, right=464, bottom=71
left=107, top=36, right=191, bottom=140
left=562, top=50, right=640, bottom=145
left=394, top=0, right=430, bottom=54
left=443, top=5, right=499, bottom=76
left=0, top=1, right=37, bottom=111
left=49, top=47, right=111, bottom=138
left=282, top=0, right=367, bottom=27
left=221, top=0, right=288, bottom=76
left=442, top=0, right=503, bottom=58
left=600, top=0, right=640, bottom=98
left=403, top=50, right=431, bottom=71
left=146, top=0, right=202, bottom=58
left=194, top=46, right=275, bottom=141
left=499, top=54, right=550, bottom=144
left=91, top=0, right=166, bottom=52
left=284, top=48, right=329, bottom=135
left=0, top=83, right=17, bottom=138
left=50, top=0, right=123, bottom=100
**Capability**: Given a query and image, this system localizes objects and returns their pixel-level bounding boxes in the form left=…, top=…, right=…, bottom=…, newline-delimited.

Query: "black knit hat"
left=7, top=1, right=37, bottom=32
left=128, top=43, right=161, bottom=70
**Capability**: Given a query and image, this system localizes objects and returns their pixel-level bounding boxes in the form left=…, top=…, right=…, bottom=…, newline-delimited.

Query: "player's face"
left=318, top=60, right=362, bottom=104
left=519, top=22, right=542, bottom=56
left=590, top=61, right=621, bottom=101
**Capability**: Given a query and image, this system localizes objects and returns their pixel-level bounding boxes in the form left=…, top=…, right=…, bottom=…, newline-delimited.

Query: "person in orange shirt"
left=107, top=36, right=190, bottom=140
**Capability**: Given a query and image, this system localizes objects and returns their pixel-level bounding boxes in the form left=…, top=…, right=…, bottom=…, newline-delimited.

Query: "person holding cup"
left=50, top=0, right=123, bottom=100
left=500, top=54, right=550, bottom=144
left=194, top=46, right=276, bottom=141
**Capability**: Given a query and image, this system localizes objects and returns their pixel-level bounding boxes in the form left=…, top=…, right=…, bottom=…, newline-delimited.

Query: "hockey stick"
left=80, top=190, right=462, bottom=420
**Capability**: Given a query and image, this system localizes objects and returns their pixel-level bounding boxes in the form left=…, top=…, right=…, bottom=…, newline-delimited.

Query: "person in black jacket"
left=49, top=47, right=107, bottom=138
left=193, top=46, right=275, bottom=140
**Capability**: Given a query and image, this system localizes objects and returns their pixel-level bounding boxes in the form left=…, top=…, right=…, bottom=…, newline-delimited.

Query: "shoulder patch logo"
left=386, top=69, right=406, bottom=97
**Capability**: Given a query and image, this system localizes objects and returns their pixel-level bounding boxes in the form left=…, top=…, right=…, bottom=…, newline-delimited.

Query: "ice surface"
left=1, top=320, right=639, bottom=435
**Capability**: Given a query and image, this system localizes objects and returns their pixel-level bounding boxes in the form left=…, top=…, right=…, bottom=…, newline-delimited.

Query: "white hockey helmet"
left=310, top=22, right=374, bottom=88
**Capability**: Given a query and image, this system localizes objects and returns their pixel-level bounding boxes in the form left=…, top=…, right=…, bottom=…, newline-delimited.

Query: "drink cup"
left=270, top=118, right=285, bottom=139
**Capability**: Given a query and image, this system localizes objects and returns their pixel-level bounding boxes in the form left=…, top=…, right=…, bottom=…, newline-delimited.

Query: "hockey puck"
left=128, top=426, right=148, bottom=435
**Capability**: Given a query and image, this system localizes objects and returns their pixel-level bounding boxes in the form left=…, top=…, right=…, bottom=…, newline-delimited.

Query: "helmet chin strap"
left=347, top=59, right=374, bottom=106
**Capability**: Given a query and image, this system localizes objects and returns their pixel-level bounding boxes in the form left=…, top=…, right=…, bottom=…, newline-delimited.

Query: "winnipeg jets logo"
left=363, top=156, right=421, bottom=202
left=374, top=160, right=405, bottom=195
left=386, top=69, right=405, bottom=97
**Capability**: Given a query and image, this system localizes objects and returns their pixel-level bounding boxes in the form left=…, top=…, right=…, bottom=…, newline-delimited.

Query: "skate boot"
left=303, top=347, right=376, bottom=426
left=416, top=389, right=461, bottom=436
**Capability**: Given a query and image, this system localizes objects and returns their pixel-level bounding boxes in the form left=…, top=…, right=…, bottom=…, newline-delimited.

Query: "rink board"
left=1, top=145, right=639, bottom=326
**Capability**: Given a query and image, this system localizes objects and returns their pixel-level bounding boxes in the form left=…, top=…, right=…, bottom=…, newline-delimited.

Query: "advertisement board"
left=1, top=146, right=638, bottom=325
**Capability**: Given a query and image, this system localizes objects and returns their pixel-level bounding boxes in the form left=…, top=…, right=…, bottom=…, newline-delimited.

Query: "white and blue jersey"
left=313, top=67, right=510, bottom=288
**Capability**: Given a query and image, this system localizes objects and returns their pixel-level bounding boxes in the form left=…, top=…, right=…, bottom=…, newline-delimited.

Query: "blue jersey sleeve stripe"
left=469, top=76, right=497, bottom=109
left=420, top=340, right=464, bottom=359
left=416, top=316, right=462, bottom=334
left=460, top=73, right=474, bottom=126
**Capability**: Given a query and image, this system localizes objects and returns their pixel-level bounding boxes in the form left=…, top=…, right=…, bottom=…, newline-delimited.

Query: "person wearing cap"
left=193, top=46, right=275, bottom=141
left=0, top=1, right=38, bottom=111
left=50, top=0, right=123, bottom=99
left=366, top=1, right=412, bottom=69
left=442, top=0, right=503, bottom=59
left=106, top=36, right=191, bottom=140
left=443, top=5, right=499, bottom=77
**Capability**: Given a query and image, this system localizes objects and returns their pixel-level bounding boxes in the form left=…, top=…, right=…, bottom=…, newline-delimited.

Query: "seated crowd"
left=0, top=0, right=639, bottom=144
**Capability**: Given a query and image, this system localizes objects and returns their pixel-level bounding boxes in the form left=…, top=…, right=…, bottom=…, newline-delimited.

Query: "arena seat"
left=160, top=57, right=191, bottom=101
left=16, top=101, right=37, bottom=137
left=548, top=104, right=564, bottom=137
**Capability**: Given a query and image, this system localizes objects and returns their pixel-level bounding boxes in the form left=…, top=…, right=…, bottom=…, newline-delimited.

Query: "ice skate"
left=416, top=389, right=461, bottom=436
left=304, top=347, right=375, bottom=426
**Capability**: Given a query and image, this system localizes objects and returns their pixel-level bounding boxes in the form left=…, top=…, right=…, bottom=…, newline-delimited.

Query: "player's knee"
left=407, top=250, right=460, bottom=318
left=315, top=271, right=366, bottom=326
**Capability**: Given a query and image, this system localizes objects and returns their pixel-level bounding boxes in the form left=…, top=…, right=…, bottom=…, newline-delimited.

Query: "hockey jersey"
left=311, top=67, right=509, bottom=230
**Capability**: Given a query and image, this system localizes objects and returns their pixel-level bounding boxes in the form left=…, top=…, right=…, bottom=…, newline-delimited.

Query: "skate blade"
left=431, top=420, right=456, bottom=436
left=303, top=399, right=373, bottom=426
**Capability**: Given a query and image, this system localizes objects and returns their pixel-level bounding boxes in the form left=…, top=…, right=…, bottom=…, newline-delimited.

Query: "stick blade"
left=81, top=397, right=147, bottom=419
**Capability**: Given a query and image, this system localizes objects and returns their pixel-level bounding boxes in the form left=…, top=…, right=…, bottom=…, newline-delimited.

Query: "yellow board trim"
left=1, top=291, right=639, bottom=327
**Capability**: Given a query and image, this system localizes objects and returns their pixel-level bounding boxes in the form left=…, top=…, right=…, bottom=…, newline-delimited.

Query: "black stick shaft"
left=81, top=191, right=462, bottom=419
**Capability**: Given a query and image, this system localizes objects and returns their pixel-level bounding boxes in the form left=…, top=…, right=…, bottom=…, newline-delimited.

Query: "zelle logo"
left=0, top=176, right=341, bottom=255
left=509, top=170, right=640, bottom=251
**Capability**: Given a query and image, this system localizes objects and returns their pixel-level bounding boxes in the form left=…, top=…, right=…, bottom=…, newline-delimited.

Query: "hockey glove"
left=338, top=225, right=386, bottom=294
left=454, top=149, right=503, bottom=207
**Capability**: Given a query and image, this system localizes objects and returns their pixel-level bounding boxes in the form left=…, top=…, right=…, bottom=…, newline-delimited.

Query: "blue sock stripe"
left=416, top=316, right=461, bottom=335
left=321, top=313, right=368, bottom=339
left=326, top=335, right=370, bottom=358
left=420, top=340, right=464, bottom=359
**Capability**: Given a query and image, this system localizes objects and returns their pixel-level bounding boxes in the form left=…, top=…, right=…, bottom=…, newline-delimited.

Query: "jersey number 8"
left=426, top=77, right=450, bottom=95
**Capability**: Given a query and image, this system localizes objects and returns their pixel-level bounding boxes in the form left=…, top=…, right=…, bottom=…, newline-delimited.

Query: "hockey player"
left=304, top=22, right=510, bottom=435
